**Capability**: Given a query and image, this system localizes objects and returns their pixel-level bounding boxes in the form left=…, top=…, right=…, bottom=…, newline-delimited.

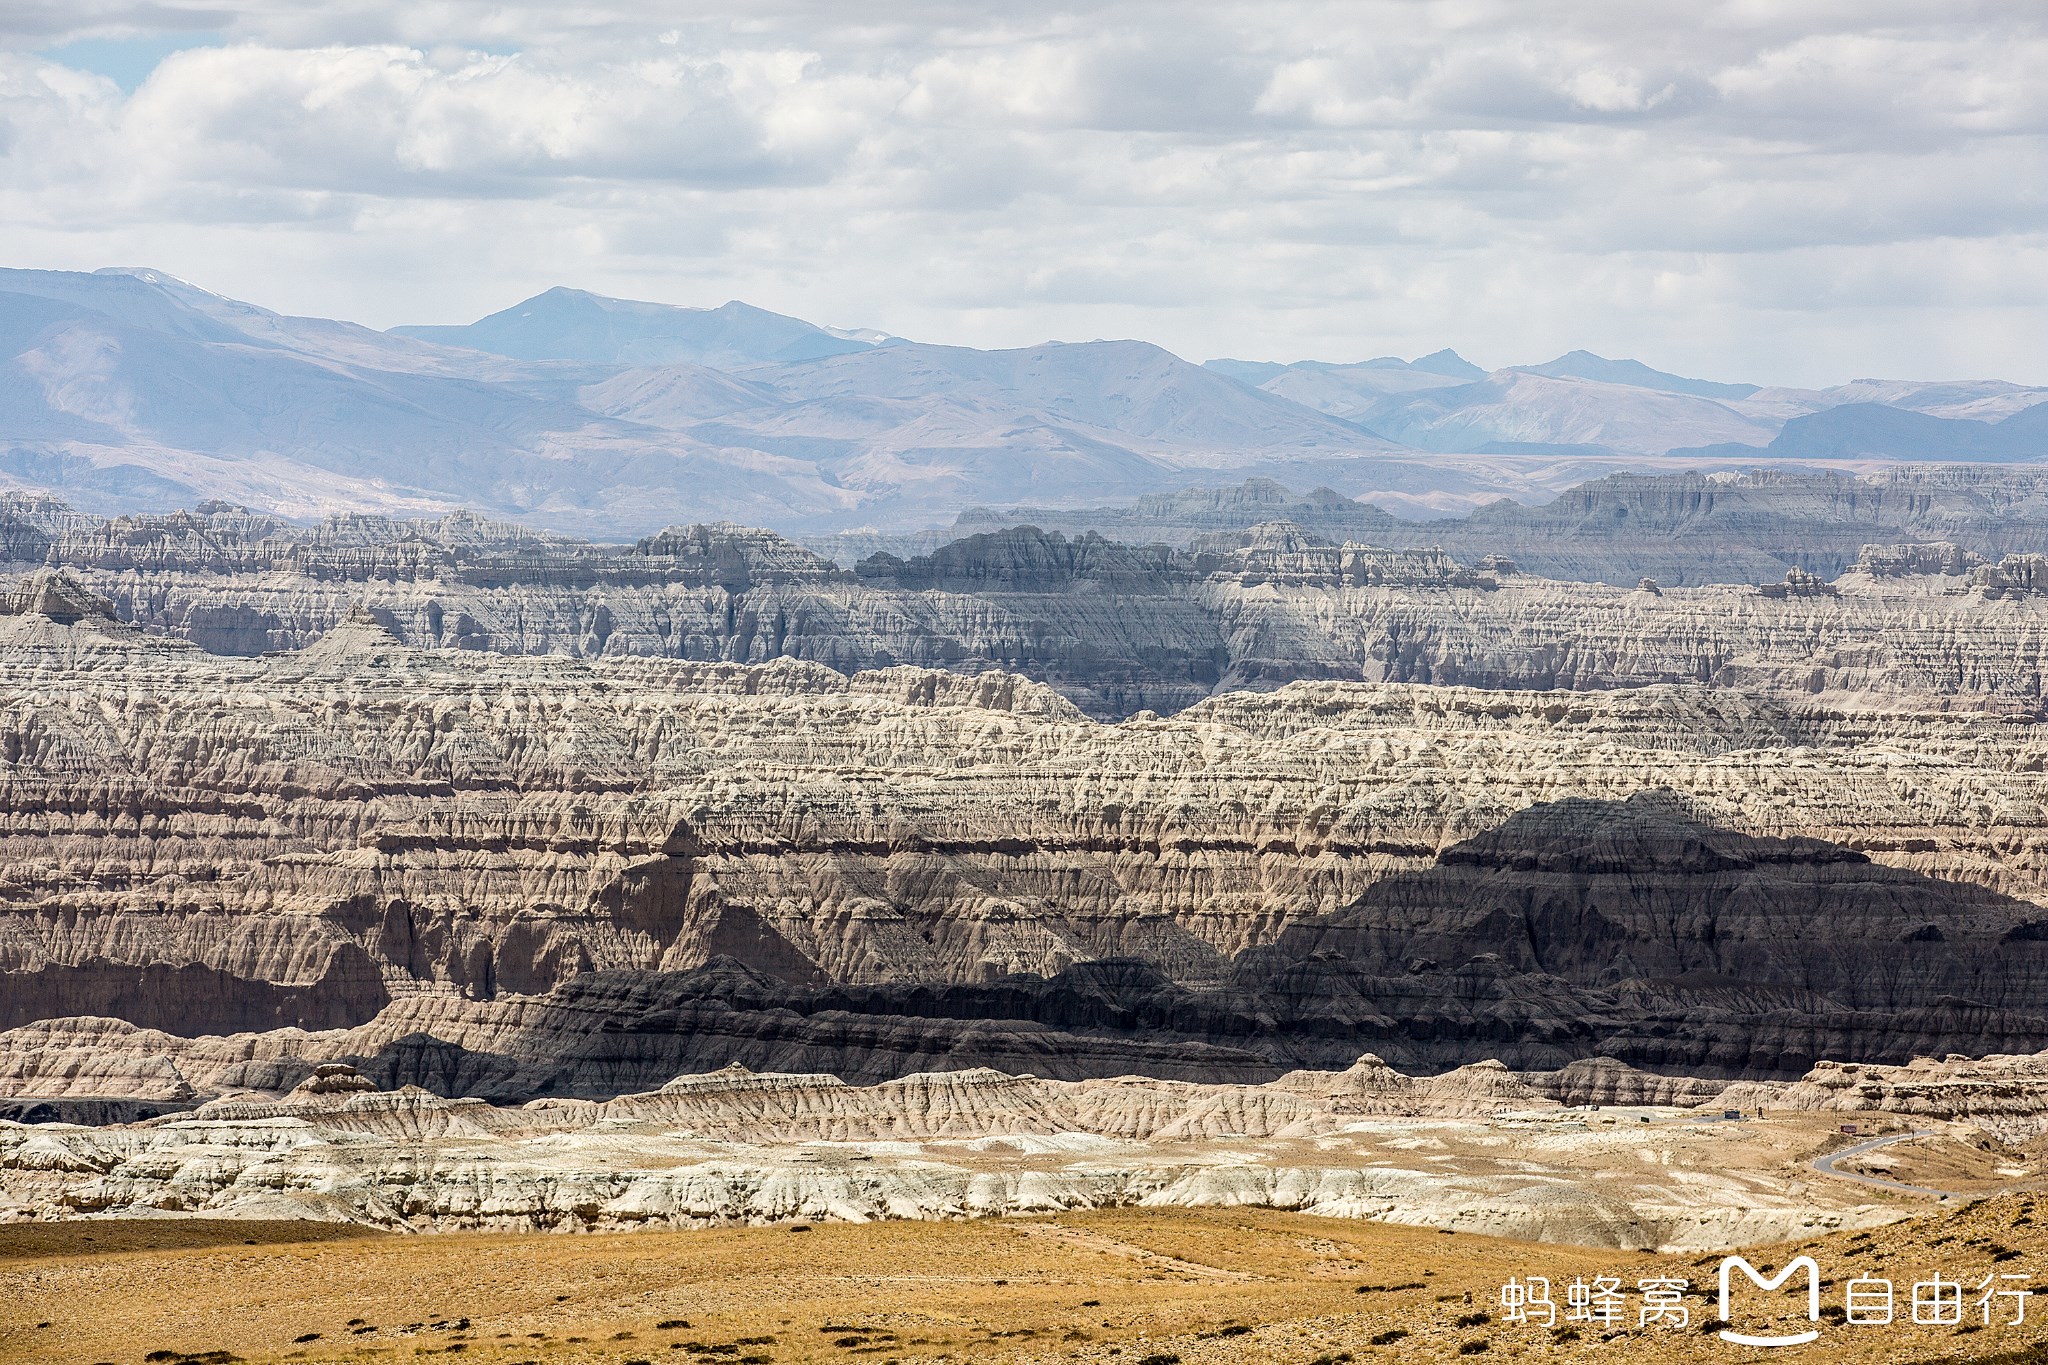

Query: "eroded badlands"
left=9, top=1049, right=2048, bottom=1255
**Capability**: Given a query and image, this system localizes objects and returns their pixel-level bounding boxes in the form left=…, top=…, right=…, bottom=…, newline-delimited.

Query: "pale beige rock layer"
left=22, top=508, right=2048, bottom=719
left=8, top=586, right=2048, bottom=1048
left=0, top=1057, right=1909, bottom=1251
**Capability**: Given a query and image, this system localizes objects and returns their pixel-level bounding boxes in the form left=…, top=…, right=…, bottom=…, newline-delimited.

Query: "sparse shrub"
left=1135, top=1355, right=1180, bottom=1365
left=1457, top=1342, right=1490, bottom=1355
left=1199, top=1324, right=1252, bottom=1339
left=1453, top=1312, right=1490, bottom=1327
left=658, top=1321, right=691, bottom=1330
left=1368, top=1329, right=1408, bottom=1346
left=1081, top=1300, right=1100, bottom=1307
left=292, top=1334, right=321, bottom=1344
left=1551, top=1327, right=1579, bottom=1343
left=1698, top=1319, right=1731, bottom=1334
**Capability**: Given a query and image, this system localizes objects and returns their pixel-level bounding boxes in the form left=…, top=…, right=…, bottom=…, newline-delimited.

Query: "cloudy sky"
left=2, top=1, right=2042, bottom=386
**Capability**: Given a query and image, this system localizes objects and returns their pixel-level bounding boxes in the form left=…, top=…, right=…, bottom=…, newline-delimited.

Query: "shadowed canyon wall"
left=7, top=572, right=2048, bottom=1094
left=15, top=488, right=2048, bottom=720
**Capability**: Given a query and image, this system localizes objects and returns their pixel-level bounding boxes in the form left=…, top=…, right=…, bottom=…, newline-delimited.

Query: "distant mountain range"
left=392, top=288, right=882, bottom=367
left=0, top=266, right=2043, bottom=535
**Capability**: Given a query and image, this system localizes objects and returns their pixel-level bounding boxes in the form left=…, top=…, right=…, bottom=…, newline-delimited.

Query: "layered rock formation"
left=953, top=467, right=2048, bottom=585
left=1718, top=1053, right=2048, bottom=1145
left=17, top=491, right=2048, bottom=720
left=7, top=575, right=2048, bottom=1092
left=0, top=1059, right=1902, bottom=1250
left=1242, top=794, right=2048, bottom=1076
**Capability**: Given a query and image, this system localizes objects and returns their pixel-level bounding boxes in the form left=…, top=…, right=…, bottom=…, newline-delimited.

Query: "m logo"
left=1718, top=1255, right=1821, bottom=1347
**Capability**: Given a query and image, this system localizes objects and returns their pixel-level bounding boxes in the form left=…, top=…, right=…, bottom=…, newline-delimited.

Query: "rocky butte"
left=16, top=481, right=2048, bottom=719
left=10, top=476, right=2048, bottom=1247
left=4, top=559, right=2048, bottom=1087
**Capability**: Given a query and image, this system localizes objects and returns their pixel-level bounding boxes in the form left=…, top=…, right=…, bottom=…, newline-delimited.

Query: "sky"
left=1, top=1, right=2043, bottom=387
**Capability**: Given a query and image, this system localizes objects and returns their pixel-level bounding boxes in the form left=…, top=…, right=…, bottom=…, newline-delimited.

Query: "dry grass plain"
left=8, top=1197, right=2048, bottom=1365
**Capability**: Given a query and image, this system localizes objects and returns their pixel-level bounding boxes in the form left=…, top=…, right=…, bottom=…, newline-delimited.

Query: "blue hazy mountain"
left=1677, top=399, right=2048, bottom=461
left=1515, top=350, right=1761, bottom=400
left=392, top=288, right=875, bottom=367
left=1, top=266, right=2044, bottom=534
left=1216, top=347, right=2045, bottom=458
left=0, top=270, right=1406, bottom=533
left=1205, top=349, right=1484, bottom=389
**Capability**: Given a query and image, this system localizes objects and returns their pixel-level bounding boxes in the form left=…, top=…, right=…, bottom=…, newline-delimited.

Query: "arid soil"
left=9, top=1199, right=2048, bottom=1365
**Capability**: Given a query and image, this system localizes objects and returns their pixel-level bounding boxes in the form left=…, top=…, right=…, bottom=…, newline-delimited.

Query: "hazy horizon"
left=25, top=263, right=2039, bottom=392
left=3, top=3, right=2044, bottom=388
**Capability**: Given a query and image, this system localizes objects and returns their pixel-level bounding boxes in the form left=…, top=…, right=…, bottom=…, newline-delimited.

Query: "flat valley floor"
left=10, top=1200, right=2048, bottom=1365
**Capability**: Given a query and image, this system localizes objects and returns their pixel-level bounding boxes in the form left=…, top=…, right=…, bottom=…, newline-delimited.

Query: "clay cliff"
left=14, top=492, right=2048, bottom=720
left=6, top=574, right=2048, bottom=1093
left=14, top=1046, right=2048, bottom=1245
left=0, top=1057, right=1890, bottom=1249
left=947, top=467, right=2048, bottom=586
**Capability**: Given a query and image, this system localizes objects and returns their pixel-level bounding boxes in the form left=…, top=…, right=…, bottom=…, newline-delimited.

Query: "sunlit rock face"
left=20, top=495, right=2048, bottom=721
left=0, top=1056, right=1916, bottom=1248
left=6, top=567, right=2048, bottom=1093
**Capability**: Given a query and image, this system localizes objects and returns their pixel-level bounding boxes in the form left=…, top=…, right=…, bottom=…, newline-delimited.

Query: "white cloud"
left=112, top=43, right=871, bottom=197
left=0, top=0, right=2043, bottom=386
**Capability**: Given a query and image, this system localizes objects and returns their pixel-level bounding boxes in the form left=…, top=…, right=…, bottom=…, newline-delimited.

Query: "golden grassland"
left=8, top=1198, right=2048, bottom=1365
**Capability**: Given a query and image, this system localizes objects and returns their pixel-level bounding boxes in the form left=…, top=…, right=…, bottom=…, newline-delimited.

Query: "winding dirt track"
left=1810, top=1129, right=1952, bottom=1197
